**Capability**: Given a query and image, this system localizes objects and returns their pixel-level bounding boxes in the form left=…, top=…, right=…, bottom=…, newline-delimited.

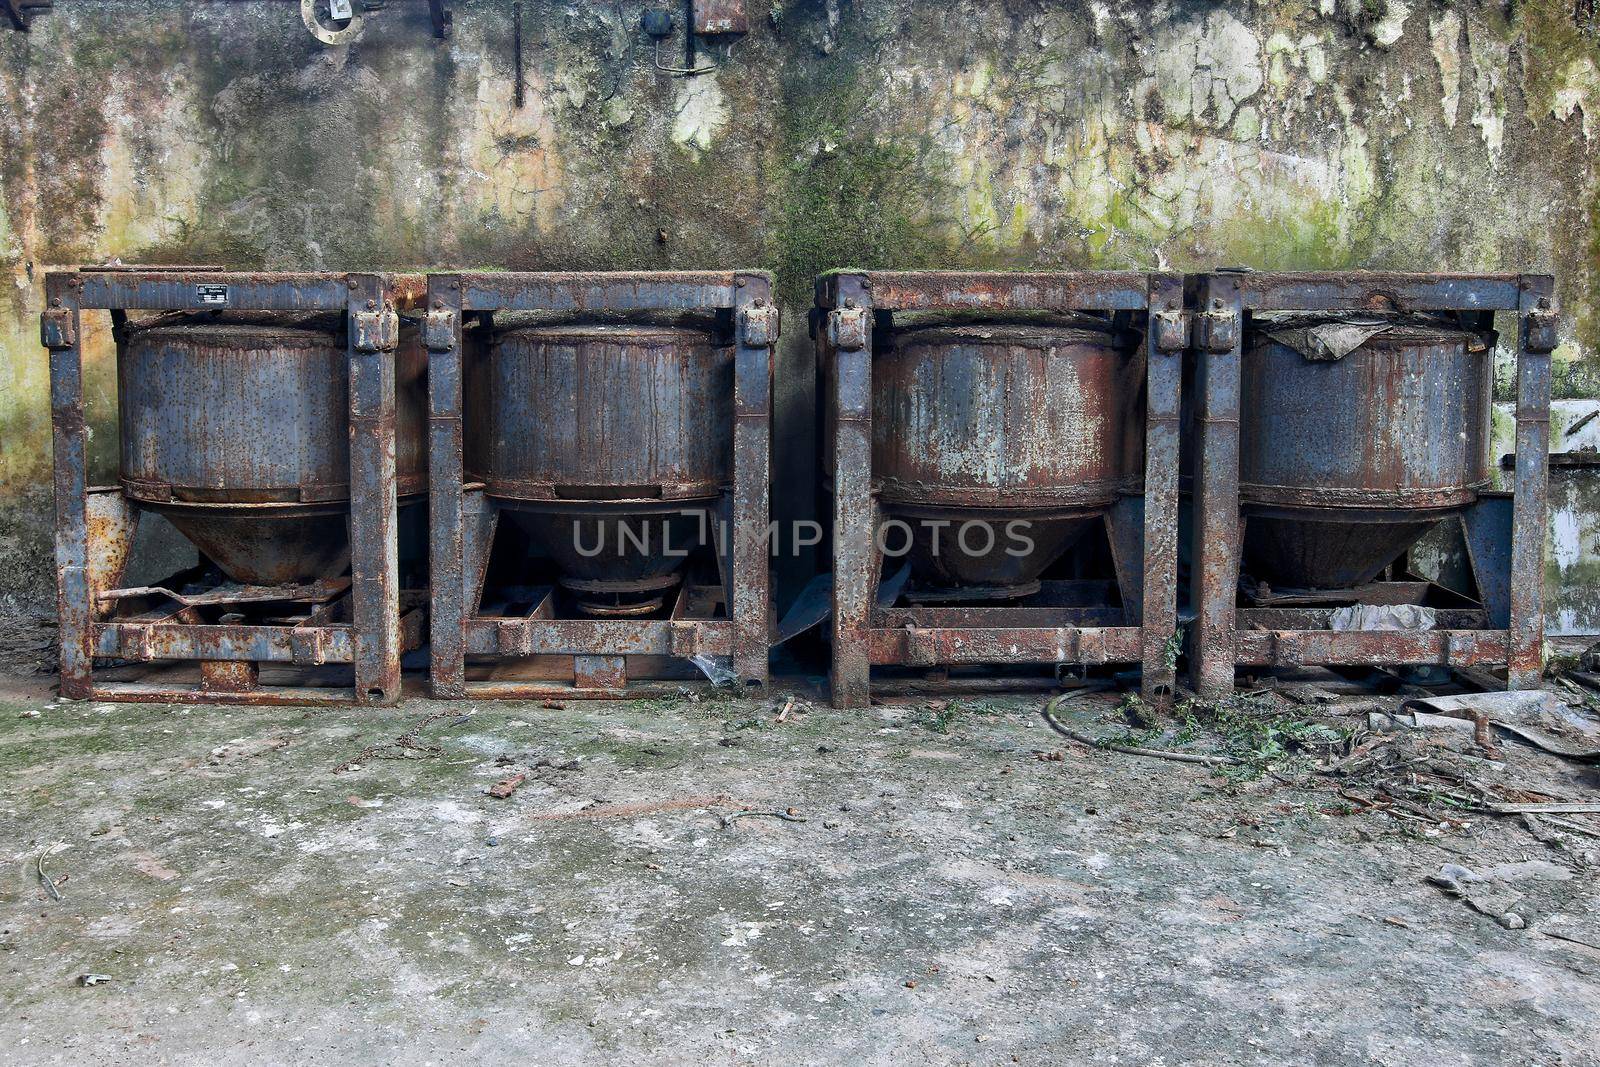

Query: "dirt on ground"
left=1, top=673, right=1598, bottom=1066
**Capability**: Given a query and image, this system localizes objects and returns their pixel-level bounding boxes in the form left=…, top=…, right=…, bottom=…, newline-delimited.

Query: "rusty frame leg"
left=1189, top=275, right=1243, bottom=700
left=574, top=655, right=627, bottom=690
left=43, top=275, right=91, bottom=699
left=828, top=274, right=875, bottom=708
left=201, top=659, right=260, bottom=694
left=1140, top=274, right=1184, bottom=702
left=731, top=272, right=774, bottom=690
left=1507, top=277, right=1555, bottom=690
left=347, top=274, right=402, bottom=705
left=425, top=276, right=467, bottom=698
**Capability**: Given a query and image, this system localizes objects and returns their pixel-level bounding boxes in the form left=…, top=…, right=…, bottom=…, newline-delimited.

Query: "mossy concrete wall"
left=2, top=0, right=1599, bottom=622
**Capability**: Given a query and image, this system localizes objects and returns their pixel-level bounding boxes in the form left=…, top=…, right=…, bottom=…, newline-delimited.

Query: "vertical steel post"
left=731, top=272, right=774, bottom=689
left=347, top=273, right=401, bottom=704
left=425, top=275, right=467, bottom=697
left=1141, top=274, right=1184, bottom=702
left=1507, top=276, right=1555, bottom=690
left=43, top=273, right=91, bottom=699
left=1189, top=274, right=1243, bottom=699
left=828, top=274, right=874, bottom=708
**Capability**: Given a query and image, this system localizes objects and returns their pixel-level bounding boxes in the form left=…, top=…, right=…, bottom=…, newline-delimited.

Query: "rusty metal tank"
left=870, top=315, right=1144, bottom=598
left=118, top=311, right=428, bottom=586
left=1238, top=314, right=1494, bottom=591
left=465, top=313, right=734, bottom=616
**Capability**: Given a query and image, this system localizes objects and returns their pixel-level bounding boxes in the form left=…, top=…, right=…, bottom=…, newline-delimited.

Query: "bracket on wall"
left=2, top=0, right=51, bottom=32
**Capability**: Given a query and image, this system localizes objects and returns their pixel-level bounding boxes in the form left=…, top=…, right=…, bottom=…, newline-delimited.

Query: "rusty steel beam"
left=826, top=273, right=876, bottom=708
left=1233, top=629, right=1511, bottom=667
left=463, top=680, right=722, bottom=700
left=1228, top=272, right=1524, bottom=314
left=43, top=273, right=91, bottom=699
left=1507, top=276, right=1556, bottom=689
left=424, top=275, right=467, bottom=697
left=1141, top=273, right=1184, bottom=701
left=868, top=626, right=1143, bottom=667
left=815, top=271, right=1153, bottom=314
left=466, top=618, right=734, bottom=657
left=75, top=270, right=353, bottom=311
left=87, top=682, right=364, bottom=707
left=454, top=271, right=741, bottom=313
left=731, top=272, right=775, bottom=690
left=1188, top=274, right=1244, bottom=699
left=347, top=274, right=403, bottom=705
left=95, top=621, right=357, bottom=662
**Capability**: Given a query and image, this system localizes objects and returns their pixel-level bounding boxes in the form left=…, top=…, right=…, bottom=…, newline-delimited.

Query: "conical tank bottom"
left=1242, top=505, right=1459, bottom=591
left=157, top=504, right=351, bottom=586
left=501, top=499, right=715, bottom=612
left=883, top=502, right=1104, bottom=597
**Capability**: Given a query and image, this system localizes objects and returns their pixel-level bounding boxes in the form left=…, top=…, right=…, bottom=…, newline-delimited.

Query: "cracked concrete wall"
left=1, top=0, right=1599, bottom=622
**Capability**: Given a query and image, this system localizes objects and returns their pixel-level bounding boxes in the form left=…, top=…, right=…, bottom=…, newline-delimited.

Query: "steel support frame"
left=1188, top=271, right=1556, bottom=698
left=42, top=269, right=411, bottom=706
left=424, top=271, right=774, bottom=700
left=818, top=270, right=1185, bottom=709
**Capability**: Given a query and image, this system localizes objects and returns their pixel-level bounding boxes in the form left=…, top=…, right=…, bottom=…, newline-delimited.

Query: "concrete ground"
left=3, top=675, right=1599, bottom=1066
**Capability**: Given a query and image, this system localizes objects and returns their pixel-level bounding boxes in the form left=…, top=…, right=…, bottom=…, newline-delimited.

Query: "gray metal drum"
left=466, top=316, right=734, bottom=615
left=1238, top=315, right=1494, bottom=589
left=119, top=313, right=428, bottom=585
left=871, top=318, right=1143, bottom=596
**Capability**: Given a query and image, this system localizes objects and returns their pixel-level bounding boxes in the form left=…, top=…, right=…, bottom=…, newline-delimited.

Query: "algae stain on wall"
left=0, top=0, right=1599, bottom=617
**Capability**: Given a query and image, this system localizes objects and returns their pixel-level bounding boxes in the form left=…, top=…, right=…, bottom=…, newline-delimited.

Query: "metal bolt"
left=434, top=300, right=445, bottom=310
left=49, top=297, right=61, bottom=308
left=348, top=279, right=359, bottom=289
left=1539, top=297, right=1551, bottom=310
left=367, top=299, right=377, bottom=310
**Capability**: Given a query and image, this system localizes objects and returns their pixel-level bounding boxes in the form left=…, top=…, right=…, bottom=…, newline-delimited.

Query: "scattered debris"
left=207, top=735, right=293, bottom=766
left=487, top=773, right=528, bottom=799
left=525, top=795, right=733, bottom=822
left=1428, top=859, right=1575, bottom=928
left=1040, top=694, right=1238, bottom=768
left=776, top=697, right=795, bottom=723
left=76, top=974, right=114, bottom=987
left=19, top=709, right=40, bottom=719
left=541, top=699, right=566, bottom=710
left=1403, top=691, right=1600, bottom=762
left=36, top=842, right=63, bottom=902
left=718, top=808, right=808, bottom=829
left=1486, top=802, right=1600, bottom=816
left=334, top=710, right=454, bottom=772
